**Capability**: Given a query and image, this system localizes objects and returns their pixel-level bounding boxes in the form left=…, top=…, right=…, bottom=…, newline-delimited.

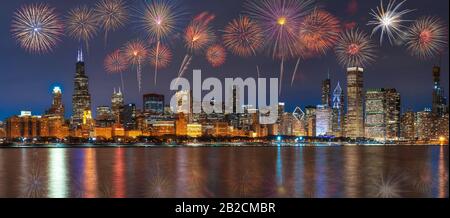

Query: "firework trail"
left=206, top=44, right=227, bottom=67
left=177, top=12, right=216, bottom=81
left=245, top=0, right=315, bottom=94
left=149, top=43, right=173, bottom=71
left=368, top=0, right=415, bottom=45
left=95, top=0, right=129, bottom=44
left=404, top=16, right=448, bottom=60
left=66, top=6, right=99, bottom=51
left=335, top=29, right=377, bottom=68
left=291, top=9, right=341, bottom=85
left=123, top=40, right=148, bottom=92
left=222, top=16, right=264, bottom=57
left=105, top=50, right=129, bottom=94
left=138, top=0, right=186, bottom=84
left=11, top=3, right=64, bottom=54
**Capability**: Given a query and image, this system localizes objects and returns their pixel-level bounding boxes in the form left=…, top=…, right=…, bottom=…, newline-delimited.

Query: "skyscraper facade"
left=321, top=76, right=332, bottom=107
left=316, top=105, right=332, bottom=136
left=46, top=86, right=65, bottom=117
left=416, top=108, right=433, bottom=140
left=385, top=88, right=401, bottom=140
left=143, top=93, right=165, bottom=115
left=431, top=66, right=448, bottom=116
left=111, top=88, right=124, bottom=123
left=346, top=67, right=365, bottom=138
left=364, top=89, right=386, bottom=141
left=332, top=82, right=345, bottom=137
left=71, top=49, right=91, bottom=128
left=401, top=110, right=415, bottom=140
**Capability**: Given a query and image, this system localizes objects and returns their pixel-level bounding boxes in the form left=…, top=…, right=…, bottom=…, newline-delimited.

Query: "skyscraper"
left=401, top=110, right=415, bottom=140
left=143, top=93, right=165, bottom=115
left=345, top=67, right=364, bottom=138
left=305, top=106, right=317, bottom=137
left=46, top=86, right=65, bottom=117
left=121, top=103, right=137, bottom=130
left=385, top=88, right=401, bottom=140
left=316, top=105, right=332, bottom=136
left=364, top=89, right=386, bottom=141
left=332, top=82, right=345, bottom=137
left=431, top=66, right=448, bottom=116
left=111, top=88, right=124, bottom=123
left=321, top=73, right=332, bottom=107
left=71, top=49, right=91, bottom=128
left=416, top=108, right=433, bottom=141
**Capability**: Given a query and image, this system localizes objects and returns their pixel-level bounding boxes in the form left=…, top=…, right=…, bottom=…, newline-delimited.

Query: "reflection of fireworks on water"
left=371, top=172, right=407, bottom=198
left=146, top=163, right=171, bottom=198
left=11, top=3, right=64, bottom=54
left=21, top=159, right=47, bottom=198
left=230, top=169, right=259, bottom=197
left=404, top=16, right=448, bottom=60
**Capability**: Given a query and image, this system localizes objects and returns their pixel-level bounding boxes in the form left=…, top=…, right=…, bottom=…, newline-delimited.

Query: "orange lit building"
left=175, top=113, right=188, bottom=136
left=94, top=127, right=113, bottom=139
left=152, top=121, right=175, bottom=136
left=187, top=123, right=202, bottom=138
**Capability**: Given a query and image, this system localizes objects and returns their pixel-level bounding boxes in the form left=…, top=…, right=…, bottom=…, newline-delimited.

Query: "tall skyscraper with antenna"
left=71, top=48, right=92, bottom=128
left=431, top=66, right=448, bottom=116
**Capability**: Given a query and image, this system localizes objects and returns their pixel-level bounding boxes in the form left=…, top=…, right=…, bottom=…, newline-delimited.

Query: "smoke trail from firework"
left=335, top=29, right=377, bottom=68
left=123, top=40, right=148, bottom=92
left=206, top=44, right=227, bottom=67
left=66, top=6, right=99, bottom=50
left=245, top=0, right=315, bottom=94
left=138, top=0, right=186, bottom=84
left=105, top=50, right=129, bottom=93
left=11, top=3, right=64, bottom=54
left=404, top=16, right=448, bottom=60
left=223, top=16, right=264, bottom=57
left=149, top=44, right=173, bottom=71
left=368, top=0, right=415, bottom=45
left=291, top=9, right=340, bottom=85
left=95, top=0, right=129, bottom=43
left=177, top=12, right=216, bottom=80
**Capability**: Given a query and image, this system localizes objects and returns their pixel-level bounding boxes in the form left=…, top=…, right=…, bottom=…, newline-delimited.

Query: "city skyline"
left=0, top=0, right=449, bottom=121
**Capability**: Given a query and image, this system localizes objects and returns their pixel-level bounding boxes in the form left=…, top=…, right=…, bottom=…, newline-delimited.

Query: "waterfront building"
left=0, top=121, right=5, bottom=138
left=46, top=86, right=65, bottom=117
left=431, top=66, right=448, bottom=116
left=213, top=122, right=230, bottom=137
left=175, top=113, right=188, bottom=136
left=94, top=127, right=113, bottom=139
left=385, top=88, right=401, bottom=140
left=345, top=67, right=364, bottom=138
left=187, top=123, right=202, bottom=137
left=415, top=108, right=434, bottom=141
left=3, top=111, right=69, bottom=139
left=316, top=105, right=332, bottom=136
left=364, top=89, right=386, bottom=141
left=152, top=121, right=176, bottom=136
left=305, top=106, right=317, bottom=137
left=96, top=106, right=115, bottom=127
left=434, top=113, right=449, bottom=141
left=143, top=93, right=165, bottom=115
left=121, top=104, right=137, bottom=130
left=111, top=88, right=124, bottom=123
left=71, top=49, right=92, bottom=128
left=332, top=82, right=345, bottom=137
left=401, top=110, right=416, bottom=140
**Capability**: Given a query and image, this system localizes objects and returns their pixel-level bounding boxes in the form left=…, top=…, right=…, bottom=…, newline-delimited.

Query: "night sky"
left=0, top=0, right=448, bottom=120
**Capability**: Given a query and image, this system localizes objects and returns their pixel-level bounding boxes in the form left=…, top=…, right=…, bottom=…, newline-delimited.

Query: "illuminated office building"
left=121, top=104, right=137, bottom=130
left=71, top=49, right=92, bottom=128
left=415, top=108, right=433, bottom=141
left=401, top=110, right=415, bottom=140
left=46, top=86, right=65, bottom=117
left=305, top=106, right=317, bottom=137
left=321, top=74, right=332, bottom=107
left=384, top=88, right=401, bottom=140
left=431, top=66, right=448, bottom=116
left=96, top=106, right=115, bottom=127
left=345, top=67, right=364, bottom=138
left=364, top=89, right=386, bottom=141
left=332, top=82, right=345, bottom=137
left=315, top=105, right=332, bottom=136
left=143, top=93, right=165, bottom=115
left=111, top=88, right=124, bottom=123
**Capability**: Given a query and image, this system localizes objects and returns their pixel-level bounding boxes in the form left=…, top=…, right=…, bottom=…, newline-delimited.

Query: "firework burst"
left=123, top=40, right=148, bottom=92
left=137, top=0, right=185, bottom=84
left=105, top=50, right=128, bottom=93
left=177, top=12, right=216, bottom=80
left=335, top=29, right=377, bottom=68
left=291, top=9, right=340, bottom=85
left=245, top=0, right=315, bottom=94
left=11, top=3, right=64, bottom=54
left=149, top=44, right=172, bottom=70
left=299, top=10, right=341, bottom=55
left=404, top=16, right=448, bottom=60
left=222, top=16, right=264, bottom=57
left=95, top=0, right=129, bottom=42
left=66, top=6, right=99, bottom=49
left=368, top=0, right=415, bottom=45
left=206, top=44, right=227, bottom=67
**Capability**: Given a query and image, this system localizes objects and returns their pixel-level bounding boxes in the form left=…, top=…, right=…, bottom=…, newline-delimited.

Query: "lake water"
left=0, top=145, right=447, bottom=198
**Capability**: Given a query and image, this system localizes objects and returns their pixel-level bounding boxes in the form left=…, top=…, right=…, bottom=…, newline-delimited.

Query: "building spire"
left=77, top=47, right=83, bottom=62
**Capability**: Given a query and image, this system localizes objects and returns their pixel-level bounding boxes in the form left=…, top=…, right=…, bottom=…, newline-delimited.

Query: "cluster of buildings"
left=0, top=50, right=448, bottom=144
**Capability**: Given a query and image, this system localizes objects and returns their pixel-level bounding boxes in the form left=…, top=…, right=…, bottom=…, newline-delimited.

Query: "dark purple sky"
left=0, top=0, right=449, bottom=120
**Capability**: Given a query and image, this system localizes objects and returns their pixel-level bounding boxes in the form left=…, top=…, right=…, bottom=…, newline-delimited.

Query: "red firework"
left=206, top=45, right=227, bottom=67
